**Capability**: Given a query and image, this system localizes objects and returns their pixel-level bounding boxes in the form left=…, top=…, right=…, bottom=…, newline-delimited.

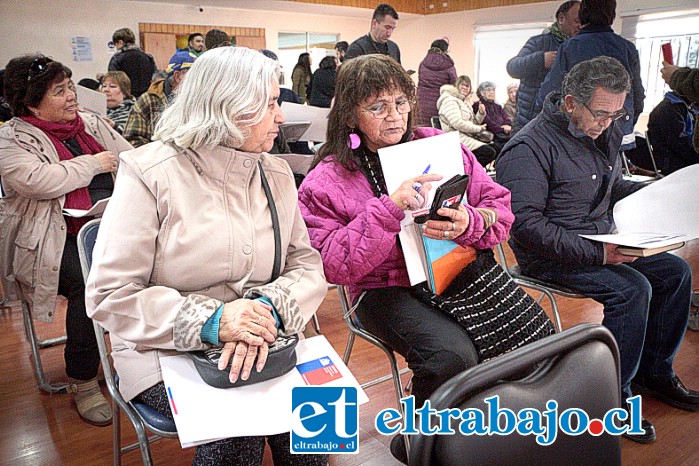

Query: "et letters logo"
left=291, top=387, right=358, bottom=454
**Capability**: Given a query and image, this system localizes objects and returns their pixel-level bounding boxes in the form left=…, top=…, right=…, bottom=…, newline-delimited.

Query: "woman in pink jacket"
left=298, top=55, right=514, bottom=462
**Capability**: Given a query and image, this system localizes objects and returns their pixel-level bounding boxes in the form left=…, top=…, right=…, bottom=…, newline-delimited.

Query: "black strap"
left=258, top=161, right=281, bottom=281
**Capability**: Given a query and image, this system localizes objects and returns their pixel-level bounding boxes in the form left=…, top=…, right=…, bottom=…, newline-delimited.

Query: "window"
left=622, top=9, right=699, bottom=113
left=278, top=32, right=339, bottom=88
left=474, top=23, right=548, bottom=104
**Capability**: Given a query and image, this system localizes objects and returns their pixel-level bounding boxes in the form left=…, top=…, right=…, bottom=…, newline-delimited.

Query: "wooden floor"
left=0, top=242, right=697, bottom=466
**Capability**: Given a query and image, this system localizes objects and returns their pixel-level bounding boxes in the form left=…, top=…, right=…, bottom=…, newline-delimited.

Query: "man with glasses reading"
left=497, top=57, right=699, bottom=445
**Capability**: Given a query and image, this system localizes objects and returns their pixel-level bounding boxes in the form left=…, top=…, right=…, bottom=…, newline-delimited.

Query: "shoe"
left=632, top=375, right=699, bottom=411
left=389, top=434, right=408, bottom=465
left=620, top=408, right=656, bottom=444
left=691, top=290, right=699, bottom=308
left=70, top=379, right=113, bottom=426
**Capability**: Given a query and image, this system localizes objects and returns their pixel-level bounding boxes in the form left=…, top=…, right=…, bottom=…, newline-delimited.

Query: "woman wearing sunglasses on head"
left=0, top=54, right=132, bottom=426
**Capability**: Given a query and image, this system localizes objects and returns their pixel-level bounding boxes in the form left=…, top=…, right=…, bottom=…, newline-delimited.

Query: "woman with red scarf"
left=0, top=54, right=132, bottom=426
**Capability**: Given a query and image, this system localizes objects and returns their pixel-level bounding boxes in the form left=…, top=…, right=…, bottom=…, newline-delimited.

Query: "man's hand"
left=605, top=243, right=638, bottom=265
left=660, top=61, right=680, bottom=85
left=544, top=51, right=557, bottom=69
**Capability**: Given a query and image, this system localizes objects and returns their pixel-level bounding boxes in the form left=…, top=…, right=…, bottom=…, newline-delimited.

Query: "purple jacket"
left=417, top=51, right=457, bottom=126
left=477, top=100, right=512, bottom=134
left=298, top=127, right=513, bottom=301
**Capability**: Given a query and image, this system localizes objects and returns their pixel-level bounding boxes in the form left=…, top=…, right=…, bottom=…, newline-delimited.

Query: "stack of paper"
left=378, top=132, right=465, bottom=285
left=159, top=335, right=368, bottom=448
left=581, top=165, right=699, bottom=251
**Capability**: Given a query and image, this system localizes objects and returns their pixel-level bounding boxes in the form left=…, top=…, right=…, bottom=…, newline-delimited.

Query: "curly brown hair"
left=313, top=54, right=417, bottom=171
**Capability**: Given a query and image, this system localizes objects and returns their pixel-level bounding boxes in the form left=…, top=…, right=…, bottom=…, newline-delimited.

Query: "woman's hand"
left=479, top=124, right=488, bottom=131
left=216, top=340, right=270, bottom=383
left=660, top=61, right=679, bottom=85
left=218, top=298, right=277, bottom=346
left=502, top=125, right=512, bottom=134
left=478, top=103, right=486, bottom=115
left=390, top=174, right=442, bottom=211
left=94, top=151, right=119, bottom=173
left=421, top=204, right=470, bottom=240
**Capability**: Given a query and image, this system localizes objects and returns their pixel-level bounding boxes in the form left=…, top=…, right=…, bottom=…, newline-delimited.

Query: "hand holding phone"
left=414, top=174, right=469, bottom=224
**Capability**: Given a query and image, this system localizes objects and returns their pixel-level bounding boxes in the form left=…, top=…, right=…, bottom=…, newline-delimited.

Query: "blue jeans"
left=527, top=253, right=691, bottom=400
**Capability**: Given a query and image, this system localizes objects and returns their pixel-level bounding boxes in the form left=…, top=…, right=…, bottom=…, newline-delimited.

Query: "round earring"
left=347, top=131, right=361, bottom=150
left=33, top=110, right=40, bottom=116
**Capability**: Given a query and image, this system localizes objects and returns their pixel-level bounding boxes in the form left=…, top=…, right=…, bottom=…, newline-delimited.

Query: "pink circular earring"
left=347, top=132, right=361, bottom=149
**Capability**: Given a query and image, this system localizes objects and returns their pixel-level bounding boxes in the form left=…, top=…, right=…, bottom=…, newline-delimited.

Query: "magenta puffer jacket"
left=298, top=127, right=513, bottom=302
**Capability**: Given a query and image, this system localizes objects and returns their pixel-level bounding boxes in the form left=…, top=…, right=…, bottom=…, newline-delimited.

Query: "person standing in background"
left=506, top=1, right=580, bottom=132
left=291, top=53, right=312, bottom=104
left=417, top=38, right=457, bottom=126
left=108, top=28, right=157, bottom=98
left=186, top=32, right=205, bottom=57
left=345, top=3, right=401, bottom=64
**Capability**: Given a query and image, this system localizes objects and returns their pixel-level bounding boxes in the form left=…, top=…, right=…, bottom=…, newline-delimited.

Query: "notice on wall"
left=71, top=36, right=93, bottom=62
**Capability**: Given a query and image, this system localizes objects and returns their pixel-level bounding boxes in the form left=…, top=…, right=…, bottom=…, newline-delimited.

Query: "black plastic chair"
left=409, top=323, right=622, bottom=466
left=77, top=219, right=178, bottom=466
left=430, top=116, right=442, bottom=130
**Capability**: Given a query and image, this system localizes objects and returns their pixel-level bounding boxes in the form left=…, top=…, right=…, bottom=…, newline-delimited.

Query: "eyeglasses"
left=27, top=57, right=52, bottom=82
left=362, top=99, right=411, bottom=119
left=579, top=100, right=628, bottom=123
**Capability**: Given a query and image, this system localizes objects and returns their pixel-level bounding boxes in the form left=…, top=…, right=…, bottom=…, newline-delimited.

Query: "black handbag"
left=415, top=249, right=555, bottom=362
left=188, top=161, right=297, bottom=388
left=473, top=130, right=495, bottom=143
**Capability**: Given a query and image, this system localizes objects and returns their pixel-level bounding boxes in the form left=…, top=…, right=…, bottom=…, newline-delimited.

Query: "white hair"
left=154, top=46, right=280, bottom=149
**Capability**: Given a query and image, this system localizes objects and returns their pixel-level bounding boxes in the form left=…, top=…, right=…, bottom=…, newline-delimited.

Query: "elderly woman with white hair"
left=85, top=46, right=327, bottom=464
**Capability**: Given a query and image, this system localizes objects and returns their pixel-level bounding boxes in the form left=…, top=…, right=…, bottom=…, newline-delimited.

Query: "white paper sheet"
left=76, top=84, right=107, bottom=116
left=378, top=132, right=465, bottom=284
left=280, top=103, right=330, bottom=142
left=581, top=165, right=699, bottom=248
left=62, top=197, right=109, bottom=218
left=159, top=335, right=368, bottom=448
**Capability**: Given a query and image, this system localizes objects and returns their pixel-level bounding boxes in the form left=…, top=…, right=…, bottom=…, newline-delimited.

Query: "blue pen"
left=413, top=164, right=431, bottom=192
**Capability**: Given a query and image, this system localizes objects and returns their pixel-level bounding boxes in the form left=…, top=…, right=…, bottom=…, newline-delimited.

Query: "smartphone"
left=414, top=174, right=469, bottom=224
left=661, top=43, right=673, bottom=65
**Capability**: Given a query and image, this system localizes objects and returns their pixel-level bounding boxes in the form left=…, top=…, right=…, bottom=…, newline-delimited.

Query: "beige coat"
left=0, top=114, right=132, bottom=322
left=437, top=85, right=487, bottom=151
left=85, top=141, right=327, bottom=401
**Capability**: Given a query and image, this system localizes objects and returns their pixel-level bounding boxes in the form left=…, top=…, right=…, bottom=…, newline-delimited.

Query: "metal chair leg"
left=343, top=332, right=355, bottom=365
left=311, top=313, right=321, bottom=334
left=21, top=300, right=69, bottom=393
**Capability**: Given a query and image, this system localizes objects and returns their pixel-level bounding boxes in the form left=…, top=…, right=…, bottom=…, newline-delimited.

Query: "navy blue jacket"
left=496, top=92, right=642, bottom=273
left=506, top=31, right=564, bottom=131
left=535, top=25, right=645, bottom=148
left=647, top=92, right=699, bottom=174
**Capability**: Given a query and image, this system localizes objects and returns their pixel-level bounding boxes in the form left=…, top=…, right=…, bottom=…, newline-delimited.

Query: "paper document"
left=280, top=103, right=330, bottom=142
left=378, top=132, right=465, bottom=285
left=76, top=85, right=107, bottom=116
left=581, top=165, right=699, bottom=248
left=62, top=197, right=109, bottom=218
left=159, top=335, right=368, bottom=448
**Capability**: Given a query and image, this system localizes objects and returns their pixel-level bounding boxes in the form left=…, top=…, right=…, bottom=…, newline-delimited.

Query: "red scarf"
left=20, top=115, right=106, bottom=235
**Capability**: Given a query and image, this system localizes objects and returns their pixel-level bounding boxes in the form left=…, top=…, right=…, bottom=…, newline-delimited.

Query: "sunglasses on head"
left=27, top=57, right=53, bottom=82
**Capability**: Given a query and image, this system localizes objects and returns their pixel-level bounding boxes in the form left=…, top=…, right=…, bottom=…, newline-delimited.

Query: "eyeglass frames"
left=361, top=99, right=412, bottom=119
left=579, top=100, right=628, bottom=123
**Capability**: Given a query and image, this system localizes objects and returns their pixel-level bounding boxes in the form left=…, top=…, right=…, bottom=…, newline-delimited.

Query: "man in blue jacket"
left=497, top=57, right=698, bottom=444
left=536, top=0, right=644, bottom=150
left=507, top=1, right=580, bottom=133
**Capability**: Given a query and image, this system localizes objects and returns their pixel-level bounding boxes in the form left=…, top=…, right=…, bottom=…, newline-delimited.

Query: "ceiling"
left=120, top=0, right=550, bottom=16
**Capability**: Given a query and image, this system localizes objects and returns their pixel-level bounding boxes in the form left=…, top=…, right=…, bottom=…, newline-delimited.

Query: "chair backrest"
left=430, top=116, right=442, bottom=130
left=409, top=323, right=621, bottom=466
left=77, top=218, right=101, bottom=279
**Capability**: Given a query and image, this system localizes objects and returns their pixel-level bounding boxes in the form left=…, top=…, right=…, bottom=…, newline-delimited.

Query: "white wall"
left=2, top=0, right=696, bottom=84
left=0, top=0, right=370, bottom=81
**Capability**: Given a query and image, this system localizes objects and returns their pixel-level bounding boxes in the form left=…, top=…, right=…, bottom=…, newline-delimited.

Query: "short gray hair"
left=562, top=56, right=630, bottom=105
left=154, top=46, right=280, bottom=150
